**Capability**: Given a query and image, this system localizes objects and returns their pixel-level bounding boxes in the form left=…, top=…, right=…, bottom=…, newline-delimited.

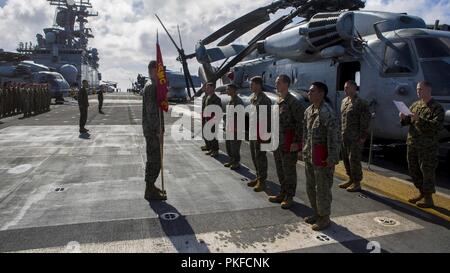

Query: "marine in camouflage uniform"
left=201, top=83, right=222, bottom=157
left=142, top=60, right=166, bottom=201
left=10, top=84, right=15, bottom=116
left=269, top=75, right=305, bottom=209
left=247, top=76, right=272, bottom=192
left=401, top=81, right=445, bottom=208
left=25, top=85, right=32, bottom=118
left=224, top=84, right=243, bottom=169
left=98, top=86, right=104, bottom=114
left=78, top=81, right=90, bottom=133
left=5, top=84, right=11, bottom=117
left=45, top=84, right=51, bottom=112
left=0, top=85, right=4, bottom=119
left=303, top=82, right=340, bottom=231
left=339, top=81, right=371, bottom=192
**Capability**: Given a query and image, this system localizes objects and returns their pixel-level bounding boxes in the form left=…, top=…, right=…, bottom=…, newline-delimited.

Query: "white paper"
left=393, top=101, right=413, bottom=116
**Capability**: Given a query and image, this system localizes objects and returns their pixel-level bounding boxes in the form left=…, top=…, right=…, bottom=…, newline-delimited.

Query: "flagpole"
left=156, top=28, right=167, bottom=198
left=159, top=108, right=166, bottom=196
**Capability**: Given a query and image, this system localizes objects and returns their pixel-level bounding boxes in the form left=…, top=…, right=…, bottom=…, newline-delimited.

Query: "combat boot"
left=304, top=215, right=318, bottom=225
left=210, top=151, right=219, bottom=157
left=201, top=146, right=208, bottom=151
left=268, top=195, right=285, bottom=204
left=253, top=180, right=266, bottom=192
left=347, top=182, right=362, bottom=192
left=312, top=216, right=331, bottom=231
left=338, top=180, right=353, bottom=189
left=281, top=197, right=294, bottom=209
left=408, top=191, right=424, bottom=204
left=144, top=185, right=167, bottom=202
left=247, top=179, right=258, bottom=187
left=205, top=150, right=213, bottom=156
left=230, top=164, right=241, bottom=170
left=224, top=162, right=232, bottom=168
left=417, top=194, right=434, bottom=208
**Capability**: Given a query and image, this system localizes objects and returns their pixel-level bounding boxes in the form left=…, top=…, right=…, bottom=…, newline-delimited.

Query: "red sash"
left=313, top=144, right=328, bottom=167
left=283, top=129, right=295, bottom=153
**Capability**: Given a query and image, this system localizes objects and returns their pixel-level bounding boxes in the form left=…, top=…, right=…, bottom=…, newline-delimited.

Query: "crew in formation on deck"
left=0, top=82, right=51, bottom=121
left=401, top=81, right=445, bottom=209
left=192, top=72, right=444, bottom=231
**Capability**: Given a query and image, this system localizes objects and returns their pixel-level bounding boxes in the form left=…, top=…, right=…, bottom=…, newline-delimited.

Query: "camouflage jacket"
left=228, top=95, right=244, bottom=108
left=142, top=82, right=164, bottom=137
left=202, top=93, right=222, bottom=121
left=401, top=99, right=444, bottom=147
left=250, top=91, right=272, bottom=142
left=97, top=89, right=104, bottom=100
left=278, top=93, right=305, bottom=151
left=303, top=102, right=341, bottom=165
left=202, top=93, right=222, bottom=110
left=341, top=95, right=371, bottom=141
left=78, top=87, right=89, bottom=108
left=226, top=95, right=244, bottom=134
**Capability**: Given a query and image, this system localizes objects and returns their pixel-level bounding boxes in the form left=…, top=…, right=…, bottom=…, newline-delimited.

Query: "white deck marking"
left=12, top=210, right=423, bottom=253
left=89, top=99, right=141, bottom=104
left=7, top=164, right=33, bottom=174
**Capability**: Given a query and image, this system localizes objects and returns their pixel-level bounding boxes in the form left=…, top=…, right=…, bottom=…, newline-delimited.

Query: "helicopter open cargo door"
left=335, top=61, right=361, bottom=110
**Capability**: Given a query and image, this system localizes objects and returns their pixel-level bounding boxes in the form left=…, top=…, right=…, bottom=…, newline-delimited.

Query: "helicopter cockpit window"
left=384, top=42, right=415, bottom=75
left=421, top=60, right=450, bottom=96
left=415, top=37, right=450, bottom=58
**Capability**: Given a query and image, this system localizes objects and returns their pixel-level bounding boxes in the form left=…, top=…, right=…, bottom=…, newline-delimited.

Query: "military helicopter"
left=158, top=0, right=450, bottom=146
left=132, top=70, right=201, bottom=102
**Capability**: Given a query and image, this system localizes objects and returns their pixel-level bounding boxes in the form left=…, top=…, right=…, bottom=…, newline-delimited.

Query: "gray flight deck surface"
left=0, top=93, right=448, bottom=253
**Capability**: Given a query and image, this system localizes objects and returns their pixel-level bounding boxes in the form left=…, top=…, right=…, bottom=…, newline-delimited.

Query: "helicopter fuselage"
left=221, top=28, right=450, bottom=143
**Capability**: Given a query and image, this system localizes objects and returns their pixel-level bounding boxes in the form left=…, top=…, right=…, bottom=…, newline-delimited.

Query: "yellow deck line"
left=334, top=163, right=450, bottom=222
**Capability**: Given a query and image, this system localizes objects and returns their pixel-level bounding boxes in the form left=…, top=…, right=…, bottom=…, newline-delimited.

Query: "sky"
left=1, top=0, right=449, bottom=89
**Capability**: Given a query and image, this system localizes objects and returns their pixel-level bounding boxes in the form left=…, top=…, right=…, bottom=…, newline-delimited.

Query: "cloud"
left=1, top=0, right=449, bottom=89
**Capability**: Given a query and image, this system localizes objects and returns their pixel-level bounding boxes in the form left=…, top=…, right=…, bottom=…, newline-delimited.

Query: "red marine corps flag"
left=156, top=32, right=169, bottom=112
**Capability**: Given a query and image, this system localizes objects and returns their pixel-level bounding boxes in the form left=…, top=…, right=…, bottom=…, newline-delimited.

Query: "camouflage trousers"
left=341, top=139, right=363, bottom=183
left=98, top=99, right=103, bottom=112
left=226, top=140, right=241, bottom=165
left=145, top=135, right=161, bottom=186
left=202, top=121, right=219, bottom=152
left=407, top=144, right=437, bottom=194
left=305, top=162, right=334, bottom=217
left=79, top=107, right=88, bottom=130
left=250, top=140, right=268, bottom=182
left=274, top=147, right=298, bottom=198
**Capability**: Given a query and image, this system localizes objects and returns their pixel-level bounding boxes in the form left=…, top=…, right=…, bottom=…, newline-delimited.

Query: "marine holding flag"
left=142, top=36, right=169, bottom=202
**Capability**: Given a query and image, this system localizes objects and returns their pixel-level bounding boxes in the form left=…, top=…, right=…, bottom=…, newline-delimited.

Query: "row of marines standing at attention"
left=0, top=83, right=51, bottom=120
left=142, top=60, right=445, bottom=231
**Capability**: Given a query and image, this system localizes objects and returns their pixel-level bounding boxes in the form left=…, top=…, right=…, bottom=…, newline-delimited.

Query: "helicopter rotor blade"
left=216, top=13, right=270, bottom=46
left=201, top=0, right=299, bottom=46
left=155, top=14, right=181, bottom=52
left=212, top=1, right=314, bottom=82
left=202, top=8, right=270, bottom=46
left=156, top=15, right=197, bottom=98
left=177, top=25, right=184, bottom=49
